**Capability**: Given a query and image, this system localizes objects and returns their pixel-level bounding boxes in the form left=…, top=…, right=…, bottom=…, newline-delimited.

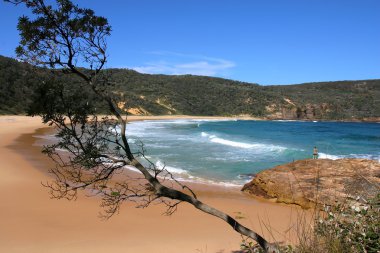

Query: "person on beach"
left=313, top=146, right=318, bottom=159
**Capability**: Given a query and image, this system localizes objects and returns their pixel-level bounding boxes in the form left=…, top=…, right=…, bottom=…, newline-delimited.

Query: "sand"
left=0, top=115, right=309, bottom=253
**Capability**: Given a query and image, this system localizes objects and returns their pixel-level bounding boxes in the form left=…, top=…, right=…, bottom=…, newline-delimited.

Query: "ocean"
left=124, top=119, right=380, bottom=187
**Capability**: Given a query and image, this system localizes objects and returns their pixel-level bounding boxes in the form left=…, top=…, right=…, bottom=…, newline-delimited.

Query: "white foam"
left=164, top=174, right=243, bottom=188
left=201, top=132, right=285, bottom=151
left=122, top=159, right=245, bottom=188
left=318, top=153, right=342, bottom=160
left=55, top=148, right=69, bottom=152
left=125, top=119, right=238, bottom=135
left=211, top=137, right=257, bottom=149
left=155, top=160, right=189, bottom=175
left=109, top=126, right=119, bottom=135
left=33, top=134, right=58, bottom=141
left=132, top=119, right=232, bottom=126
left=319, top=153, right=380, bottom=162
left=201, top=132, right=216, bottom=138
left=138, top=120, right=195, bottom=125
left=147, top=143, right=171, bottom=148
left=124, top=165, right=140, bottom=173
left=352, top=154, right=380, bottom=162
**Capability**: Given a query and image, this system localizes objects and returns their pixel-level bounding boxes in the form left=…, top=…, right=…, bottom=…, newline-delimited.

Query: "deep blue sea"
left=124, top=119, right=380, bottom=186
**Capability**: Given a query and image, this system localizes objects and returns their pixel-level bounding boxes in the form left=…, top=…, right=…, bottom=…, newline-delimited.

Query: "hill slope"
left=1, top=55, right=379, bottom=120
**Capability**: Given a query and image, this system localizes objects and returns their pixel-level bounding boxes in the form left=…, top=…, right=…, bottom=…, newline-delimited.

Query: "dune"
left=0, top=115, right=308, bottom=253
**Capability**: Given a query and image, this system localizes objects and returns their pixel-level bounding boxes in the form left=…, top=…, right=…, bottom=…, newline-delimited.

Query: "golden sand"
left=0, top=115, right=308, bottom=253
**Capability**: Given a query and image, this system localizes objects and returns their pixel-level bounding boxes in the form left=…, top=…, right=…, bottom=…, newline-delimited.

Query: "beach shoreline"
left=2, top=113, right=378, bottom=123
left=0, top=115, right=309, bottom=253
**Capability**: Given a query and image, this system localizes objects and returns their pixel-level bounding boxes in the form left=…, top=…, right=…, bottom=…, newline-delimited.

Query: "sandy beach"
left=0, top=115, right=308, bottom=253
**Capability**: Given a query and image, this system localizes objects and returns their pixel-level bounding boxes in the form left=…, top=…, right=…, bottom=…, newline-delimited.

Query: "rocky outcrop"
left=242, top=159, right=380, bottom=209
left=265, top=99, right=333, bottom=120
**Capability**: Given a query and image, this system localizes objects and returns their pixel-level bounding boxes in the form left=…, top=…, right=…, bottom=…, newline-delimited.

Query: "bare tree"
left=6, top=0, right=278, bottom=252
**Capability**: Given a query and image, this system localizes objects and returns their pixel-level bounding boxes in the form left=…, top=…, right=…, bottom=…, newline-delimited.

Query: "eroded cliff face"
left=264, top=96, right=380, bottom=122
left=265, top=98, right=332, bottom=120
left=242, top=159, right=380, bottom=209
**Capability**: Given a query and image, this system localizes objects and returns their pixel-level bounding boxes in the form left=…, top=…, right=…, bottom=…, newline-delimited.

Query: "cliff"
left=242, top=159, right=380, bottom=209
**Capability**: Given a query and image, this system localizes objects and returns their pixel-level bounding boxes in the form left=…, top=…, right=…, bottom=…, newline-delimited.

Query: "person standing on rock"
left=313, top=146, right=318, bottom=159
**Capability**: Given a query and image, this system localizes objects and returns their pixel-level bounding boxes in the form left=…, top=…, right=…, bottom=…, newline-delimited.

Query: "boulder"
left=242, top=159, right=380, bottom=209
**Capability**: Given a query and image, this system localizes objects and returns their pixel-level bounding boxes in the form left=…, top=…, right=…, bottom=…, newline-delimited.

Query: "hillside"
left=1, top=55, right=379, bottom=120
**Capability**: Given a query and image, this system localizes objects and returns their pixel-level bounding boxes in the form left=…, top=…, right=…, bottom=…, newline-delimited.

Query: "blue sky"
left=1, top=0, right=379, bottom=85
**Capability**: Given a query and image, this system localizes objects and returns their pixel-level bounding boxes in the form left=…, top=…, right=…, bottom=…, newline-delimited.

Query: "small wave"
left=119, top=119, right=241, bottom=138
left=168, top=175, right=244, bottom=188
left=201, top=132, right=285, bottom=151
left=109, top=126, right=121, bottom=135
left=138, top=119, right=234, bottom=125
left=318, top=153, right=342, bottom=160
left=211, top=137, right=257, bottom=148
left=124, top=120, right=198, bottom=137
left=123, top=165, right=243, bottom=188
left=97, top=154, right=247, bottom=188
left=203, top=157, right=229, bottom=161
left=190, top=118, right=238, bottom=122
left=140, top=120, right=197, bottom=125
left=124, top=158, right=244, bottom=188
left=146, top=143, right=171, bottom=148
left=201, top=132, right=216, bottom=138
left=33, top=134, right=58, bottom=141
left=319, top=153, right=380, bottom=162
left=155, top=160, right=189, bottom=175
left=124, top=165, right=140, bottom=173
left=274, top=120, right=298, bottom=122
left=237, top=173, right=255, bottom=180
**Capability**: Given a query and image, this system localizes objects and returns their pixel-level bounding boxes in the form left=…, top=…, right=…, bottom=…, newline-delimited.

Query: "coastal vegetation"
left=242, top=193, right=380, bottom=253
left=1, top=54, right=379, bottom=120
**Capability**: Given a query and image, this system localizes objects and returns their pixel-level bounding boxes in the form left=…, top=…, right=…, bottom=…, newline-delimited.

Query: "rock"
left=265, top=100, right=332, bottom=120
left=242, top=159, right=380, bottom=209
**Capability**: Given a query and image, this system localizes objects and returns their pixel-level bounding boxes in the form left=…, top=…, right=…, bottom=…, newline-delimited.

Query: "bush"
left=314, top=194, right=380, bottom=253
left=240, top=194, right=380, bottom=253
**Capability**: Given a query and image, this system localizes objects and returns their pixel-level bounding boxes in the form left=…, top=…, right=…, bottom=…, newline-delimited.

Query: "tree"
left=6, top=0, right=278, bottom=252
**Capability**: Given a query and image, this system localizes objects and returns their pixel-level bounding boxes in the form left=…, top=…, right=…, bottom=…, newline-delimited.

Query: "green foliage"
left=111, top=191, right=120, bottom=196
left=0, top=55, right=379, bottom=119
left=314, top=195, right=380, bottom=253
left=27, top=72, right=107, bottom=122
left=13, top=0, right=111, bottom=71
left=0, top=55, right=40, bottom=114
left=240, top=194, right=380, bottom=253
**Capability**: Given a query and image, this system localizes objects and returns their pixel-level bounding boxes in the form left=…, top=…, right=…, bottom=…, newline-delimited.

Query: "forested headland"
left=1, top=55, right=379, bottom=121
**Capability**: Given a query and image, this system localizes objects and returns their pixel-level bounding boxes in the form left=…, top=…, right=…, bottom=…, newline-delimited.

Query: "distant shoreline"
left=127, top=115, right=380, bottom=123
left=1, top=114, right=379, bottom=123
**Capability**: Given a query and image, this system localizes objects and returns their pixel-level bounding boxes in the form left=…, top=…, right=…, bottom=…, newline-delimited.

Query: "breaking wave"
left=319, top=152, right=380, bottom=162
left=201, top=132, right=286, bottom=152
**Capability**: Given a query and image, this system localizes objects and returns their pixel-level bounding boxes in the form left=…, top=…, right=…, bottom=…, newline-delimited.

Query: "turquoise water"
left=125, top=120, right=380, bottom=186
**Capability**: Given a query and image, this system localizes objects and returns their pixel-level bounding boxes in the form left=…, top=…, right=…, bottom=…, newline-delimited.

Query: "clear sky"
left=1, top=0, right=379, bottom=85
